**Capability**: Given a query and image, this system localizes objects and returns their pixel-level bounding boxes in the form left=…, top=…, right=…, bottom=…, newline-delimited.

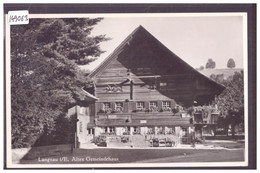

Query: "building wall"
left=84, top=27, right=223, bottom=145
left=72, top=106, right=91, bottom=144
left=90, top=45, right=196, bottom=144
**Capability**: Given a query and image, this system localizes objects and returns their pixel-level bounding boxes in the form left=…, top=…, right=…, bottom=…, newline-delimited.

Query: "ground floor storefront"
left=78, top=125, right=194, bottom=148
left=93, top=125, right=192, bottom=136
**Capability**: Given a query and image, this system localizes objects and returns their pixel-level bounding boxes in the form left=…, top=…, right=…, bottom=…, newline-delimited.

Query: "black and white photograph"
left=4, top=4, right=256, bottom=169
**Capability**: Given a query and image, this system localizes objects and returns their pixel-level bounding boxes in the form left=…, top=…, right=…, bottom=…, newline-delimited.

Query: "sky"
left=85, top=14, right=244, bottom=70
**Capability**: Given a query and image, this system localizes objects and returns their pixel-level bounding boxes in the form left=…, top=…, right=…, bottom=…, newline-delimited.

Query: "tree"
left=11, top=18, right=109, bottom=148
left=209, top=74, right=224, bottom=84
left=196, top=66, right=204, bottom=71
left=227, top=58, right=236, bottom=68
left=205, top=59, right=216, bottom=69
left=210, top=71, right=244, bottom=137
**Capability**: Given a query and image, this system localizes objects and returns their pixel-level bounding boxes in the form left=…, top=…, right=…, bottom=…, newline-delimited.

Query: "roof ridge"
left=88, top=25, right=225, bottom=93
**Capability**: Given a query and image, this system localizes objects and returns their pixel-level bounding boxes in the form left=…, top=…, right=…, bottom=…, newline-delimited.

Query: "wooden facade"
left=74, top=26, right=224, bottom=146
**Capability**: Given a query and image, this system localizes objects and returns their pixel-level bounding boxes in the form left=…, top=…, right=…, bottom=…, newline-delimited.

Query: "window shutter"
left=111, top=102, right=115, bottom=110
left=96, top=103, right=102, bottom=113
left=132, top=101, right=136, bottom=111
left=171, top=100, right=176, bottom=108
left=144, top=101, right=149, bottom=109
left=123, top=102, right=128, bottom=113
left=158, top=101, right=162, bottom=111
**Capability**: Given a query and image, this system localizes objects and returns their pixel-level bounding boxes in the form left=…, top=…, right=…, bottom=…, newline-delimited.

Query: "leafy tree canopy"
left=196, top=66, right=204, bottom=71
left=210, top=71, right=244, bottom=136
left=227, top=58, right=236, bottom=69
left=11, top=18, right=109, bottom=148
left=205, top=58, right=216, bottom=69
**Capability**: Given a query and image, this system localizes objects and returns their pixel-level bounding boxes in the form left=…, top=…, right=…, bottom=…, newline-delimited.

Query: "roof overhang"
left=80, top=87, right=99, bottom=101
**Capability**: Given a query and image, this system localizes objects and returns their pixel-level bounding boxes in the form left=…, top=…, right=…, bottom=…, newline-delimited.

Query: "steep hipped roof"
left=88, top=25, right=225, bottom=93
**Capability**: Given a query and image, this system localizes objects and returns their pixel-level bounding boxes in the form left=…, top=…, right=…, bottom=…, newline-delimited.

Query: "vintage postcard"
left=4, top=4, right=256, bottom=169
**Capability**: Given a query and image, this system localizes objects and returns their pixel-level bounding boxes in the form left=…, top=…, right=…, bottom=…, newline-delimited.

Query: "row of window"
left=102, top=101, right=171, bottom=110
left=103, top=102, right=123, bottom=110
left=147, top=82, right=168, bottom=90
left=102, top=127, right=116, bottom=133
left=101, top=126, right=139, bottom=134
left=100, top=126, right=187, bottom=136
left=136, top=101, right=170, bottom=109
left=146, top=82, right=179, bottom=91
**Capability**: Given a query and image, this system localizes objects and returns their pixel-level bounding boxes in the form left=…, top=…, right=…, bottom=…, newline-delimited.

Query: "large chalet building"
left=68, top=26, right=225, bottom=147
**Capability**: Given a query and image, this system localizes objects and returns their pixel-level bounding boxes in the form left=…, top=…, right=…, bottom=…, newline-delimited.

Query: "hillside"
left=198, top=68, right=243, bottom=78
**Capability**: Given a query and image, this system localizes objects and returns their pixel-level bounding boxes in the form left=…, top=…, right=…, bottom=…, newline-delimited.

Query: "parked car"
left=165, top=141, right=173, bottom=147
left=159, top=139, right=166, bottom=147
left=96, top=140, right=107, bottom=147
left=193, top=137, right=204, bottom=144
left=121, top=136, right=129, bottom=143
left=151, top=138, right=159, bottom=147
left=95, top=135, right=107, bottom=147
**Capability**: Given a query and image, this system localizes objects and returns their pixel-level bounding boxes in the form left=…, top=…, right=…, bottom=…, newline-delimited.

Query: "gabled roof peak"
left=87, top=25, right=223, bottom=93
left=88, top=25, right=146, bottom=78
left=138, top=25, right=144, bottom=29
left=136, top=25, right=148, bottom=32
